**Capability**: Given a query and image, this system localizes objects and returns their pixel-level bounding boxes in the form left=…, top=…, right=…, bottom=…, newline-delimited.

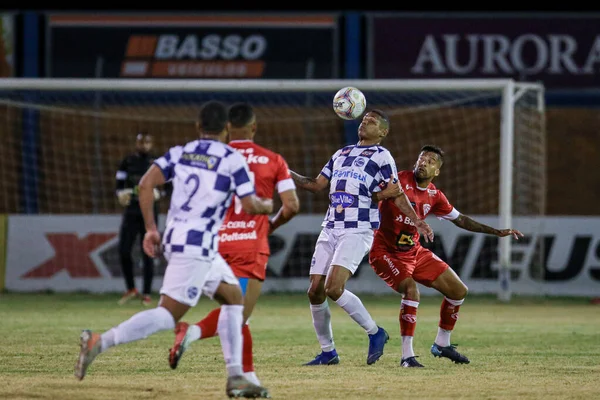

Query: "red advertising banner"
left=367, top=14, right=600, bottom=88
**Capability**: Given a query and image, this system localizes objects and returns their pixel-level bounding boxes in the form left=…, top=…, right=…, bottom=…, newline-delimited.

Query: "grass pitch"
left=0, top=292, right=599, bottom=399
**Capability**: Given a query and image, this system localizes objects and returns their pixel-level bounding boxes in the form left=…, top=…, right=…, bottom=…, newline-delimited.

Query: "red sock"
left=196, top=307, right=221, bottom=339
left=439, top=297, right=463, bottom=330
left=400, top=299, right=419, bottom=337
left=242, top=324, right=254, bottom=373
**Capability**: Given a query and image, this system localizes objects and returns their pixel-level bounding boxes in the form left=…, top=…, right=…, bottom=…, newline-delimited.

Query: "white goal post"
left=0, top=78, right=545, bottom=301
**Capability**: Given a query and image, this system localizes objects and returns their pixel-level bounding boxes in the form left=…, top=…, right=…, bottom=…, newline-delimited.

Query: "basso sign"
left=368, top=14, right=600, bottom=88
left=4, top=215, right=600, bottom=296
left=46, top=14, right=339, bottom=78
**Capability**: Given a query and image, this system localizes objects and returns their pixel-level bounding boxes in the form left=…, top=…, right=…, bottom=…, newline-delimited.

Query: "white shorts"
left=309, top=228, right=374, bottom=276
left=160, top=252, right=239, bottom=307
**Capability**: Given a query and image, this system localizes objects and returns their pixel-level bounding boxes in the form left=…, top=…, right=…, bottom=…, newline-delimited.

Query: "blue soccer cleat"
left=367, top=326, right=389, bottom=365
left=430, top=343, right=470, bottom=364
left=303, top=350, right=340, bottom=366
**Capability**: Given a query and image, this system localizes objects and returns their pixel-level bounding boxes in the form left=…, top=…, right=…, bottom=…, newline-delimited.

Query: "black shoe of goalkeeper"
left=430, top=343, right=470, bottom=364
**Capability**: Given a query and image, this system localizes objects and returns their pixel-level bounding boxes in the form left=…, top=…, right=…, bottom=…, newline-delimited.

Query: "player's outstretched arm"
left=269, top=189, right=300, bottom=234
left=393, top=193, right=435, bottom=243
left=289, top=170, right=329, bottom=193
left=138, top=164, right=166, bottom=257
left=451, top=214, right=524, bottom=240
left=240, top=195, right=274, bottom=215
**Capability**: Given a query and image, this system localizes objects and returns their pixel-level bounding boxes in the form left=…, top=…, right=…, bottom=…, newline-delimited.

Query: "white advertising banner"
left=5, top=214, right=600, bottom=296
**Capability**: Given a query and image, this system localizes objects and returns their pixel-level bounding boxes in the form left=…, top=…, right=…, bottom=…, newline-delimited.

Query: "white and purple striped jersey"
left=154, top=139, right=255, bottom=258
left=320, top=144, right=398, bottom=229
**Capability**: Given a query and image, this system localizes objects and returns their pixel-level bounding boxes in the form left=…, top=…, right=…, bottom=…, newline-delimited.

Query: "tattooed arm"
left=290, top=170, right=329, bottom=193
left=451, top=214, right=524, bottom=239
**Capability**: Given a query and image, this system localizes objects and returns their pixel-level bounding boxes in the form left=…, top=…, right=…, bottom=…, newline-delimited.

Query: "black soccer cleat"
left=400, top=356, right=424, bottom=368
left=430, top=343, right=470, bottom=364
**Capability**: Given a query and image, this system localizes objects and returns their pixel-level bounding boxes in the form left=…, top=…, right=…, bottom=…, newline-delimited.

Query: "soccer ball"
left=333, top=87, right=367, bottom=120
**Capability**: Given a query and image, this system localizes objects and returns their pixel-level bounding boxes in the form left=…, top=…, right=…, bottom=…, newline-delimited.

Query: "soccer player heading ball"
left=369, top=145, right=524, bottom=367
left=291, top=110, right=434, bottom=366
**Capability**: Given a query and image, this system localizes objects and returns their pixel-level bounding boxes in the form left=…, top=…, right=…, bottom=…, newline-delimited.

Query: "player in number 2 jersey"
left=169, top=103, right=300, bottom=386
left=369, top=145, right=524, bottom=367
left=74, top=101, right=273, bottom=398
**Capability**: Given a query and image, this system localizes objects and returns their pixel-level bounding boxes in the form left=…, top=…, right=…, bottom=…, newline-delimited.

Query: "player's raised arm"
left=451, top=213, right=523, bottom=240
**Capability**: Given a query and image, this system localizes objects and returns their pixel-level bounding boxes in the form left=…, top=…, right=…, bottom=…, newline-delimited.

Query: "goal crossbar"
left=0, top=78, right=542, bottom=92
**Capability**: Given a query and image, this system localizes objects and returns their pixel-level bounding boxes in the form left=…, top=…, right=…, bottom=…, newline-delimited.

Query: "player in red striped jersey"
left=169, top=102, right=300, bottom=385
left=369, top=145, right=523, bottom=367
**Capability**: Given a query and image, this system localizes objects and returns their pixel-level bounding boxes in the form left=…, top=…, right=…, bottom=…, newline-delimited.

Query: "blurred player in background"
left=115, top=132, right=161, bottom=306
left=369, top=144, right=524, bottom=367
left=75, top=101, right=273, bottom=398
left=169, top=102, right=300, bottom=386
left=290, top=110, right=433, bottom=366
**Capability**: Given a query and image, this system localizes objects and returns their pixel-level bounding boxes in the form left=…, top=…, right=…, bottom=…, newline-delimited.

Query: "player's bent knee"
left=447, top=283, right=468, bottom=300
left=214, top=282, right=244, bottom=306
left=404, top=284, right=420, bottom=301
left=307, top=286, right=326, bottom=303
left=324, top=285, right=344, bottom=301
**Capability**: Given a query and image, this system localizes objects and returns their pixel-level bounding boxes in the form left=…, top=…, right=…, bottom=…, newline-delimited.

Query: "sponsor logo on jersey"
left=219, top=231, right=258, bottom=242
left=341, top=147, right=352, bottom=155
left=181, top=153, right=220, bottom=170
left=219, top=220, right=257, bottom=230
left=332, top=169, right=367, bottom=182
left=360, top=149, right=375, bottom=157
left=330, top=191, right=355, bottom=213
left=427, top=189, right=437, bottom=195
left=246, top=154, right=269, bottom=164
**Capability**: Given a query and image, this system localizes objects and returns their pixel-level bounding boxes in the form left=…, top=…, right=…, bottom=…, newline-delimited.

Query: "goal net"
left=0, top=79, right=545, bottom=299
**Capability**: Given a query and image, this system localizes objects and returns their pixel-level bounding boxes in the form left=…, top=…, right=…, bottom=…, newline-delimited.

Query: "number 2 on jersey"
left=181, top=174, right=200, bottom=211
left=233, top=171, right=255, bottom=214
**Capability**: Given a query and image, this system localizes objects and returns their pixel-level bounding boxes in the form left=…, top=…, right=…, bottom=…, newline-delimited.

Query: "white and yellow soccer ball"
left=332, top=86, right=367, bottom=120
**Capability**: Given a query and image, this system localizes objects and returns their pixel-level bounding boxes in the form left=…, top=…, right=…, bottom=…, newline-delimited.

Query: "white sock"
left=187, top=324, right=201, bottom=342
left=100, top=306, right=175, bottom=352
left=218, top=304, right=244, bottom=377
left=435, top=328, right=452, bottom=347
left=401, top=336, right=415, bottom=359
left=310, top=301, right=335, bottom=352
left=244, top=371, right=261, bottom=386
left=335, top=290, right=378, bottom=335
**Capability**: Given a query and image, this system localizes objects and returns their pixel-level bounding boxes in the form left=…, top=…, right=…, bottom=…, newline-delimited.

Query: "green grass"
left=1, top=292, right=599, bottom=399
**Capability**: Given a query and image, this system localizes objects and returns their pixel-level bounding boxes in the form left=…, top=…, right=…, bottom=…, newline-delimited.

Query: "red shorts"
left=369, top=245, right=448, bottom=292
left=220, top=252, right=269, bottom=281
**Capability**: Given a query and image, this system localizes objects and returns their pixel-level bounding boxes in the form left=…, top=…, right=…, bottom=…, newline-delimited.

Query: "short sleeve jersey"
left=373, top=170, right=460, bottom=252
left=320, top=144, right=398, bottom=229
left=218, top=140, right=295, bottom=255
left=153, top=139, right=254, bottom=259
